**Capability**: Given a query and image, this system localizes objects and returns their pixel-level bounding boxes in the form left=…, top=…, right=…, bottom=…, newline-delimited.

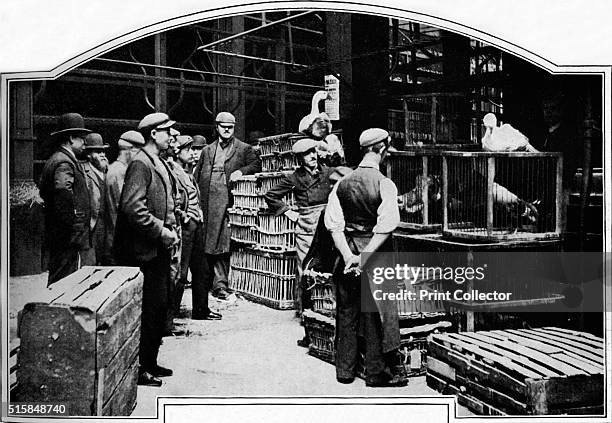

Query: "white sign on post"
left=324, top=74, right=340, bottom=121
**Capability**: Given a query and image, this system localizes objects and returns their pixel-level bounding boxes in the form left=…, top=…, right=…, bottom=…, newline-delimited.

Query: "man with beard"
left=102, top=130, right=144, bottom=265
left=324, top=128, right=407, bottom=387
left=80, top=133, right=109, bottom=265
left=114, top=112, right=180, bottom=386
left=194, top=112, right=261, bottom=302
left=39, top=113, right=92, bottom=286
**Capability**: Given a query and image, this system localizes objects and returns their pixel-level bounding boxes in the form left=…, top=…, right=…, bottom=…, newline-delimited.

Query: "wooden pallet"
left=426, top=327, right=604, bottom=415
left=15, top=267, right=142, bottom=416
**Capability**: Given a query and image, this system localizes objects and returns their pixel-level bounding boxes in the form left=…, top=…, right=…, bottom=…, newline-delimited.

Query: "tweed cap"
left=118, top=130, right=145, bottom=149
left=359, top=128, right=389, bottom=147
left=175, top=135, right=194, bottom=150
left=83, top=133, right=109, bottom=150
left=137, top=112, right=176, bottom=131
left=192, top=135, right=207, bottom=148
left=215, top=112, right=236, bottom=124
left=292, top=138, right=318, bottom=155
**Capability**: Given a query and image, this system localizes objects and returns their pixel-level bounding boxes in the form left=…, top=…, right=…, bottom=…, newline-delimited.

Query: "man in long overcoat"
left=193, top=112, right=261, bottom=300
left=114, top=112, right=180, bottom=387
left=38, top=113, right=92, bottom=286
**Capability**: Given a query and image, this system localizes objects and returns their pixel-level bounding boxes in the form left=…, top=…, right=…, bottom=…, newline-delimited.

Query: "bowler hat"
left=192, top=135, right=207, bottom=148
left=359, top=128, right=389, bottom=148
left=137, top=112, right=176, bottom=131
left=215, top=112, right=236, bottom=124
left=292, top=138, right=318, bottom=155
left=175, top=135, right=193, bottom=150
left=50, top=113, right=92, bottom=137
left=119, top=130, right=145, bottom=146
left=83, top=133, right=109, bottom=150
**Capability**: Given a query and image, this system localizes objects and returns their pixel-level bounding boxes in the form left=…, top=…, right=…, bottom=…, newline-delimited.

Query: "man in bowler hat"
left=114, top=112, right=180, bottom=386
left=80, top=133, right=109, bottom=265
left=38, top=113, right=92, bottom=286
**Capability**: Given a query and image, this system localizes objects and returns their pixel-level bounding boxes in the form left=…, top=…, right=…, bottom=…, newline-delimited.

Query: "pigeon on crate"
left=481, top=113, right=539, bottom=152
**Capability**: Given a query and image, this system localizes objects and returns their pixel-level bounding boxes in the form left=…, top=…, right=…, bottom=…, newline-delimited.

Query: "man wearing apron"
left=264, top=138, right=336, bottom=333
left=324, top=128, right=407, bottom=387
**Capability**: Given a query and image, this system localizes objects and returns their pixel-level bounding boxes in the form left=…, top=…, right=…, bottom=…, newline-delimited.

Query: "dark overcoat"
left=193, top=137, right=261, bottom=246
left=114, top=148, right=176, bottom=264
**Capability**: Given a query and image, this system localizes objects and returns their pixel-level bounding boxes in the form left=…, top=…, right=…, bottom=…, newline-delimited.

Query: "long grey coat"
left=193, top=137, right=261, bottom=252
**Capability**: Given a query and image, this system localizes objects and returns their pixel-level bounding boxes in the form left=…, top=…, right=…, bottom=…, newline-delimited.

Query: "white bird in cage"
left=481, top=113, right=539, bottom=152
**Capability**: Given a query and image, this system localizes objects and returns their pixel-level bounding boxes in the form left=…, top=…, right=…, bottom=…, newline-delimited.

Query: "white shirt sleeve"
left=324, top=181, right=345, bottom=233
left=373, top=177, right=400, bottom=234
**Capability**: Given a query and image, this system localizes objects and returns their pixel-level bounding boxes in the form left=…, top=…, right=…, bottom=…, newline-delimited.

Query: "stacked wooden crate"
left=427, top=327, right=604, bottom=415
left=229, top=133, right=300, bottom=309
left=14, top=266, right=143, bottom=416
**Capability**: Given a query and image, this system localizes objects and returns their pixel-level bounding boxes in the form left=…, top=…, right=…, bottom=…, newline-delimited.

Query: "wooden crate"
left=427, top=328, right=604, bottom=415
left=304, top=270, right=335, bottom=317
left=302, top=310, right=335, bottom=364
left=15, top=267, right=143, bottom=416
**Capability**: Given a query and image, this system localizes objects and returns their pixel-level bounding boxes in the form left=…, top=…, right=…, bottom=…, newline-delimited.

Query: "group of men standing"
left=39, top=106, right=407, bottom=389
left=39, top=111, right=261, bottom=386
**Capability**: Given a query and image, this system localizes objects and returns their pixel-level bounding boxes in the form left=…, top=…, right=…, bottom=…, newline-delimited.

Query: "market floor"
left=8, top=273, right=472, bottom=417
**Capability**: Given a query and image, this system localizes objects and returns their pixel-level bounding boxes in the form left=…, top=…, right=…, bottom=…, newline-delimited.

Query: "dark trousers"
left=174, top=220, right=211, bottom=316
left=47, top=245, right=79, bottom=286
left=139, top=249, right=172, bottom=370
left=206, top=253, right=230, bottom=293
left=335, top=270, right=385, bottom=380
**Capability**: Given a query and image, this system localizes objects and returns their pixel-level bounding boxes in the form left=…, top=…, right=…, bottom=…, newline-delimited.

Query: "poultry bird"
left=481, top=113, right=539, bottom=152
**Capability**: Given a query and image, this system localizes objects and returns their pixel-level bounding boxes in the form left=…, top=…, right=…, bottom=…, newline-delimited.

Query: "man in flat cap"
left=190, top=135, right=207, bottom=174
left=194, top=111, right=261, bottom=303
left=171, top=136, right=221, bottom=321
left=80, top=133, right=109, bottom=265
left=114, top=112, right=180, bottom=387
left=324, top=128, right=406, bottom=387
left=101, top=130, right=144, bottom=265
left=264, top=138, right=336, bottom=324
left=39, top=113, right=92, bottom=286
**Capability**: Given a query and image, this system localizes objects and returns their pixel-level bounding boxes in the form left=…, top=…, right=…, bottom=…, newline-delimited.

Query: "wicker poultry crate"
left=228, top=209, right=259, bottom=245
left=302, top=310, right=336, bottom=364
left=232, top=175, right=259, bottom=196
left=304, top=270, right=335, bottom=317
left=441, top=151, right=563, bottom=242
left=256, top=133, right=301, bottom=155
left=257, top=213, right=296, bottom=252
left=229, top=248, right=297, bottom=310
left=231, top=192, right=267, bottom=210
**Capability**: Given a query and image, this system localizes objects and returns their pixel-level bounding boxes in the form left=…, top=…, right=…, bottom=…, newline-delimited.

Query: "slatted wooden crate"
left=15, top=267, right=143, bottom=416
left=257, top=213, right=296, bottom=253
left=229, top=248, right=296, bottom=310
left=427, top=328, right=604, bottom=415
left=302, top=310, right=335, bottom=364
left=304, top=270, right=335, bottom=317
left=256, top=133, right=300, bottom=155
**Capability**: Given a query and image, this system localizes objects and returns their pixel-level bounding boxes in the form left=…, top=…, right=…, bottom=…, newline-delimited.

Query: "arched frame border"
left=1, top=2, right=610, bottom=422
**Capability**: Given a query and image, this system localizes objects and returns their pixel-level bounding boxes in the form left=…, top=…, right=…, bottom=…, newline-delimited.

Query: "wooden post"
left=431, top=95, right=438, bottom=144
left=442, top=156, right=448, bottom=231
left=422, top=156, right=429, bottom=225
left=274, top=39, right=287, bottom=134
left=403, top=97, right=409, bottom=145
left=154, top=33, right=167, bottom=112
left=10, top=81, right=35, bottom=181
left=555, top=156, right=564, bottom=235
left=486, top=157, right=496, bottom=235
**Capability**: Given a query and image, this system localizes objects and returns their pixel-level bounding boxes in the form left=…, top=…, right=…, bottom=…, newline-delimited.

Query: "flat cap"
left=170, top=127, right=180, bottom=137
left=292, top=138, right=318, bottom=155
left=84, top=133, right=109, bottom=150
left=137, top=112, right=176, bottom=131
left=118, top=130, right=145, bottom=149
left=175, top=135, right=193, bottom=150
left=359, top=128, right=389, bottom=147
left=192, top=135, right=207, bottom=148
left=215, top=111, right=236, bottom=124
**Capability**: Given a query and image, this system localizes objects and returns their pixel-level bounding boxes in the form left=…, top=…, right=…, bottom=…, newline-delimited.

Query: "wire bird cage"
left=441, top=151, right=563, bottom=242
left=387, top=151, right=444, bottom=231
left=399, top=93, right=473, bottom=147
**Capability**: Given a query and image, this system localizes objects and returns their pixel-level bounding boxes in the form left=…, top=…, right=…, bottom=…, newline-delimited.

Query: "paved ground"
left=8, top=272, right=472, bottom=417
